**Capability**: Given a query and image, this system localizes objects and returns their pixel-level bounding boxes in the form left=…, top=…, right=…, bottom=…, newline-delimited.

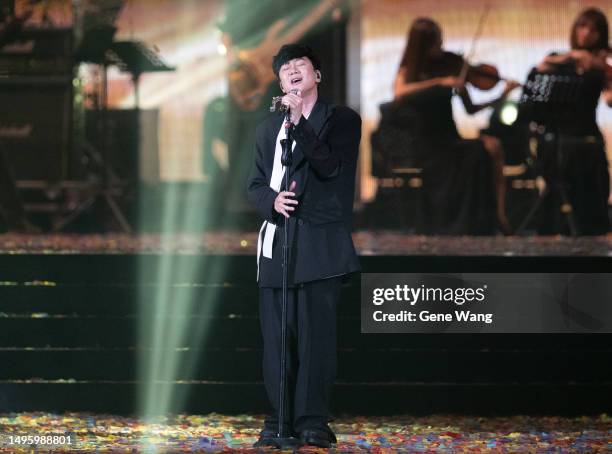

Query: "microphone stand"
left=273, top=110, right=301, bottom=449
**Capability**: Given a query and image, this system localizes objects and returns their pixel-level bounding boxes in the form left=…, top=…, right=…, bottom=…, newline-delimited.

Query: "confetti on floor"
left=0, top=232, right=610, bottom=256
left=0, top=413, right=611, bottom=452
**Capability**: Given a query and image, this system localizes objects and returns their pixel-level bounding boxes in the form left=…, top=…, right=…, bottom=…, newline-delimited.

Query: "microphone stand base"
left=266, top=436, right=303, bottom=449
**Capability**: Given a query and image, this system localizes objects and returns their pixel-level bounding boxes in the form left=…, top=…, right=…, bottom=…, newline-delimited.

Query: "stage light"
left=137, top=179, right=228, bottom=423
left=499, top=102, right=518, bottom=126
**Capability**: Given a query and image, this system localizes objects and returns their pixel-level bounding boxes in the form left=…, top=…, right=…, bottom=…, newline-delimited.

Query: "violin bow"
left=459, top=1, right=492, bottom=83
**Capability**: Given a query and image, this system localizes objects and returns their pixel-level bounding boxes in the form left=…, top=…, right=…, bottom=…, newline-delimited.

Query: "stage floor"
left=0, top=413, right=610, bottom=452
left=0, top=232, right=611, bottom=256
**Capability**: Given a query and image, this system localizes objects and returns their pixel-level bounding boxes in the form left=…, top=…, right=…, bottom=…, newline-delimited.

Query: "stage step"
left=2, top=382, right=610, bottom=416
left=0, top=253, right=611, bottom=414
left=0, top=348, right=610, bottom=382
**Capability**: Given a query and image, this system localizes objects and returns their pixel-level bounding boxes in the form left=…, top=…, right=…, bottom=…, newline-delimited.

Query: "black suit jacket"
left=247, top=98, right=361, bottom=287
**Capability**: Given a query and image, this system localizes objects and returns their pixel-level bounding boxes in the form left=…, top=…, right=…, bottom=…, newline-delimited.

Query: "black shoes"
left=253, top=427, right=300, bottom=448
left=299, top=427, right=337, bottom=448
left=253, top=426, right=337, bottom=449
left=253, top=434, right=278, bottom=448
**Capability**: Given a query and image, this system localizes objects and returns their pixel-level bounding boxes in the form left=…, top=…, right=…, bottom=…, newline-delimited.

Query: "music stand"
left=56, top=31, right=173, bottom=232
left=107, top=40, right=174, bottom=109
left=53, top=25, right=133, bottom=231
left=515, top=69, right=584, bottom=236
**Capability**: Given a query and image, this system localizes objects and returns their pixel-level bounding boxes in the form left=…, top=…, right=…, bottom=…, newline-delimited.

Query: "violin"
left=540, top=48, right=612, bottom=79
left=438, top=51, right=516, bottom=91
left=463, top=62, right=507, bottom=90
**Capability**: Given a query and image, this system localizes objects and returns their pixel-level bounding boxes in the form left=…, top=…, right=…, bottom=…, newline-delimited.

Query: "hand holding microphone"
left=281, top=89, right=303, bottom=125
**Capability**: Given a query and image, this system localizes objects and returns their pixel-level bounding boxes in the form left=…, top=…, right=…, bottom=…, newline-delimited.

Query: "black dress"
left=530, top=63, right=610, bottom=235
left=373, top=81, right=496, bottom=235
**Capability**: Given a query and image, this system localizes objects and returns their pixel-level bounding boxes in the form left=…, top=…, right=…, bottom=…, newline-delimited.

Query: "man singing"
left=246, top=43, right=361, bottom=448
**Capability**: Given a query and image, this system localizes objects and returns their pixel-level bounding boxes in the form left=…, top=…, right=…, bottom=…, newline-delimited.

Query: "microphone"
left=269, top=89, right=299, bottom=114
left=284, top=89, right=298, bottom=130
left=280, top=89, right=298, bottom=166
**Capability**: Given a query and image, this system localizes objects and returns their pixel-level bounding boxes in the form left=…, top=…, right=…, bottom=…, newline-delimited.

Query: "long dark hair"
left=570, top=8, right=609, bottom=51
left=399, top=18, right=442, bottom=82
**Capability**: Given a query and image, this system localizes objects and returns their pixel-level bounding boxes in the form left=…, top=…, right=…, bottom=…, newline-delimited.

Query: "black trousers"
left=259, top=276, right=342, bottom=434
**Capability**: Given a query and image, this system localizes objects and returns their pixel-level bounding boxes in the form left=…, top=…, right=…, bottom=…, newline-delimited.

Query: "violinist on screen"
left=535, top=7, right=611, bottom=235
left=392, top=17, right=520, bottom=235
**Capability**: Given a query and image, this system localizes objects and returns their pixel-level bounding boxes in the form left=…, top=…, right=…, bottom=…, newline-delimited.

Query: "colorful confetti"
left=0, top=413, right=610, bottom=452
left=0, top=232, right=610, bottom=256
